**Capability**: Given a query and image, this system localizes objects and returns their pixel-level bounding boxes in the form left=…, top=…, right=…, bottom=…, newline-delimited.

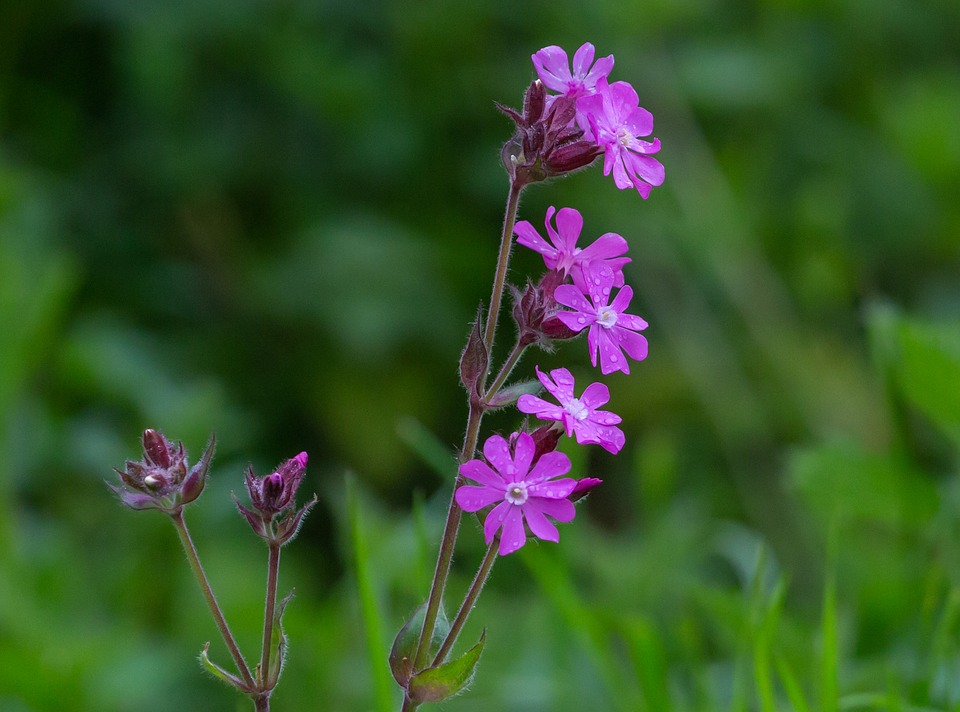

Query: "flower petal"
left=511, top=432, right=536, bottom=480
left=514, top=221, right=557, bottom=265
left=455, top=484, right=503, bottom=512
left=498, top=506, right=527, bottom=555
left=482, top=434, right=514, bottom=477
left=527, top=451, right=572, bottom=485
left=532, top=496, right=576, bottom=523
left=459, top=459, right=504, bottom=489
left=615, top=326, right=649, bottom=362
left=516, top=394, right=562, bottom=420
left=532, top=46, right=573, bottom=93
left=484, top=501, right=512, bottom=544
left=555, top=309, right=592, bottom=334
left=554, top=284, right=594, bottom=314
left=553, top=207, right=584, bottom=254
left=522, top=503, right=560, bottom=543
left=579, top=381, right=611, bottom=409
left=597, top=328, right=629, bottom=375
left=528, top=476, right=577, bottom=499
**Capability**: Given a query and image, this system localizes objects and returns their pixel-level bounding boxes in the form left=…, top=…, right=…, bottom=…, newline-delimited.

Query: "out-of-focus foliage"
left=0, top=0, right=958, bottom=710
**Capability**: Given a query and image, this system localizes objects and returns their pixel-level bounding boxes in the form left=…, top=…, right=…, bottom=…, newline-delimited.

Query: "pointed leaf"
left=199, top=642, right=249, bottom=692
left=408, top=630, right=486, bottom=703
left=389, top=603, right=451, bottom=688
left=267, top=589, right=295, bottom=686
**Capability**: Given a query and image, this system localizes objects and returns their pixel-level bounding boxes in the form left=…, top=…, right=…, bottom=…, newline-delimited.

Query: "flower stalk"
left=171, top=510, right=256, bottom=691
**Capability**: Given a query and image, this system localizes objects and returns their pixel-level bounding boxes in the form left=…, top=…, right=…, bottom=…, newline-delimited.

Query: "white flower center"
left=505, top=482, right=529, bottom=505
left=617, top=127, right=633, bottom=148
left=597, top=307, right=618, bottom=328
left=564, top=397, right=589, bottom=421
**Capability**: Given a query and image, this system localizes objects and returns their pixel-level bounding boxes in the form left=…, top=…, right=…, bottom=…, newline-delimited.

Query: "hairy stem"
left=409, top=179, right=524, bottom=681
left=171, top=511, right=256, bottom=690
left=260, top=540, right=281, bottom=687
left=254, top=693, right=270, bottom=712
left=432, top=535, right=499, bottom=666
left=482, top=182, right=524, bottom=355
left=483, top=337, right=528, bottom=402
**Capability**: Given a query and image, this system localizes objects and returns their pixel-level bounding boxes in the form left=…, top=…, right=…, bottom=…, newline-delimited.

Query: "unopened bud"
left=142, top=429, right=172, bottom=469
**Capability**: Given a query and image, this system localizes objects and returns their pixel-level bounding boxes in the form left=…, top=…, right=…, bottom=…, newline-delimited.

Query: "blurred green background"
left=1, top=0, right=958, bottom=710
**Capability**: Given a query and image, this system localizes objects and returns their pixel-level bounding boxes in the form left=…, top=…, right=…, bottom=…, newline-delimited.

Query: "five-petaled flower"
left=455, top=432, right=578, bottom=556
left=533, top=42, right=614, bottom=124
left=554, top=263, right=649, bottom=375
left=514, top=206, right=630, bottom=287
left=517, top=366, right=625, bottom=454
left=577, top=78, right=664, bottom=198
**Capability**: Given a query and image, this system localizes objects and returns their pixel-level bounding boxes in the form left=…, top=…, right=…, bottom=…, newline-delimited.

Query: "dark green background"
left=1, top=0, right=958, bottom=710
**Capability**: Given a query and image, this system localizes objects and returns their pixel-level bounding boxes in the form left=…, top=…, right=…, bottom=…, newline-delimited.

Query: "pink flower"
left=455, top=432, right=578, bottom=556
left=517, top=366, right=625, bottom=454
left=533, top=43, right=614, bottom=101
left=554, top=263, right=649, bottom=375
left=514, top=206, right=631, bottom=287
left=577, top=78, right=664, bottom=198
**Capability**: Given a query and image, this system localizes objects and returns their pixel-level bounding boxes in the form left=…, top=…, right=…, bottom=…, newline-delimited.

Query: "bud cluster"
left=235, top=452, right=316, bottom=546
left=498, top=80, right=601, bottom=187
left=109, top=429, right=212, bottom=515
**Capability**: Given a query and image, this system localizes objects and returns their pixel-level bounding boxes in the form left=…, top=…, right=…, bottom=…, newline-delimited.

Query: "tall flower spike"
left=514, top=205, right=631, bottom=287
left=554, top=263, right=649, bottom=375
left=577, top=78, right=664, bottom=198
left=455, top=433, right=578, bottom=556
left=108, top=430, right=213, bottom=515
left=518, top=366, right=625, bottom=454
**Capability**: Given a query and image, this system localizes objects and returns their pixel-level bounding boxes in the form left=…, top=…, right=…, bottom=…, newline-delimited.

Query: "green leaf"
left=408, top=630, right=485, bottom=704
left=199, top=642, right=248, bottom=692
left=389, top=603, right=450, bottom=688
left=267, top=589, right=295, bottom=687
left=484, top=379, right=541, bottom=409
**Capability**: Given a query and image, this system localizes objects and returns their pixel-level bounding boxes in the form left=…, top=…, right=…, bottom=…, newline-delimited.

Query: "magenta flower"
left=577, top=78, right=664, bottom=198
left=554, top=263, right=649, bottom=375
left=455, top=432, right=578, bottom=556
left=514, top=206, right=631, bottom=287
left=517, top=366, right=625, bottom=454
left=533, top=43, right=614, bottom=101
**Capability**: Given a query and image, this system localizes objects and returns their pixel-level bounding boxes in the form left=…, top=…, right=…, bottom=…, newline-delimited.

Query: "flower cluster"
left=455, top=42, right=659, bottom=557
left=533, top=42, right=664, bottom=198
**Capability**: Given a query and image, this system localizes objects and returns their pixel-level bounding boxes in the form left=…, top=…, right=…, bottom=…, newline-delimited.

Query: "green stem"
left=483, top=337, right=528, bottom=402
left=482, top=181, right=524, bottom=356
left=170, top=511, right=256, bottom=690
left=432, top=535, right=499, bottom=667
left=409, top=179, right=524, bottom=680
left=260, top=540, right=281, bottom=687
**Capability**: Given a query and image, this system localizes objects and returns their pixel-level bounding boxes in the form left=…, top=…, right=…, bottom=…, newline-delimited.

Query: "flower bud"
left=108, top=431, right=214, bottom=515
left=569, top=477, right=603, bottom=502
left=237, top=452, right=314, bottom=546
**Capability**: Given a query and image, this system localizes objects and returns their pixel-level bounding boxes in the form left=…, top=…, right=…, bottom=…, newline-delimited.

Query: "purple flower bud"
left=108, top=431, right=215, bottom=515
left=142, top=429, right=173, bottom=469
left=569, top=477, right=603, bottom=502
left=238, top=452, right=314, bottom=544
